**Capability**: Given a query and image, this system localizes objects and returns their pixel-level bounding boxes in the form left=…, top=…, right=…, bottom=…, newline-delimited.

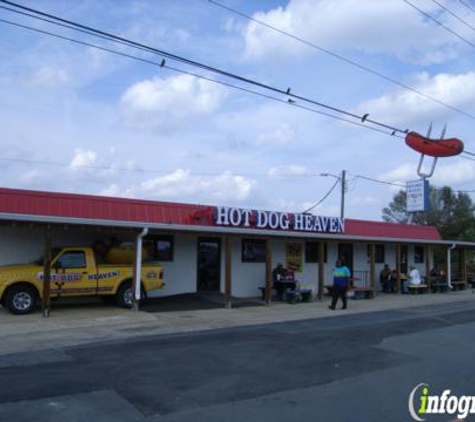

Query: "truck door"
left=51, top=250, right=98, bottom=297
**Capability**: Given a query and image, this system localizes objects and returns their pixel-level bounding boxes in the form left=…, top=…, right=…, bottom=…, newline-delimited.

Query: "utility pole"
left=319, top=170, right=347, bottom=219
left=340, top=169, right=346, bottom=220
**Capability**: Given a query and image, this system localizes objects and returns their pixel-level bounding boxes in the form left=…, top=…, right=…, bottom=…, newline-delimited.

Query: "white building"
left=0, top=187, right=471, bottom=307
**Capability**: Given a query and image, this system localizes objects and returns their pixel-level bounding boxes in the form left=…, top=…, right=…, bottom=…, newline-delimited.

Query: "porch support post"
left=425, top=245, right=431, bottom=290
left=42, top=226, right=52, bottom=318
left=317, top=242, right=325, bottom=301
left=447, top=244, right=455, bottom=289
left=132, top=227, right=148, bottom=312
left=369, top=243, right=375, bottom=290
left=265, top=239, right=272, bottom=305
left=224, top=236, right=232, bottom=309
left=396, top=244, right=401, bottom=294
left=461, top=248, right=467, bottom=286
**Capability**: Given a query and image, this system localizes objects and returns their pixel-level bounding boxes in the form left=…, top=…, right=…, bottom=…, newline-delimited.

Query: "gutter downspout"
left=132, top=227, right=149, bottom=312
left=447, top=244, right=456, bottom=290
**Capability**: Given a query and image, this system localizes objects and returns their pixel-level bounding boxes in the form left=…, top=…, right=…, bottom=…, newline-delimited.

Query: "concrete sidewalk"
left=1, top=290, right=474, bottom=357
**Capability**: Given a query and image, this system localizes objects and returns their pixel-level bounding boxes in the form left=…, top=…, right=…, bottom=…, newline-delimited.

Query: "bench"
left=283, top=289, right=313, bottom=304
left=408, top=284, right=428, bottom=294
left=451, top=280, right=467, bottom=291
left=430, top=280, right=449, bottom=293
left=349, top=286, right=375, bottom=299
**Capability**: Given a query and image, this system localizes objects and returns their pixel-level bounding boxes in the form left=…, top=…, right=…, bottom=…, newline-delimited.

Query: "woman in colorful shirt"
left=329, top=259, right=351, bottom=310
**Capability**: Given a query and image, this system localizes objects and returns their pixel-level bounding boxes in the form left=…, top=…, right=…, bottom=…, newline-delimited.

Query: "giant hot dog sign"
left=214, top=206, right=344, bottom=233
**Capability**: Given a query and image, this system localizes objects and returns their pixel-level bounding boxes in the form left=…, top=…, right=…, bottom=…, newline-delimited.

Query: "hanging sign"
left=406, top=179, right=429, bottom=213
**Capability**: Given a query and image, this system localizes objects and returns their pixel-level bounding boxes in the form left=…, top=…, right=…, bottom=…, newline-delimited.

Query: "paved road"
left=1, top=300, right=475, bottom=421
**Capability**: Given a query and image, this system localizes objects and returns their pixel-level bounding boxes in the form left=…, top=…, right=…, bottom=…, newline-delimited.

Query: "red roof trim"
left=0, top=187, right=442, bottom=241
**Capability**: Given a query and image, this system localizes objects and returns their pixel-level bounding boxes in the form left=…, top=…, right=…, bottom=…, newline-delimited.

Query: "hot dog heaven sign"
left=214, top=206, right=344, bottom=234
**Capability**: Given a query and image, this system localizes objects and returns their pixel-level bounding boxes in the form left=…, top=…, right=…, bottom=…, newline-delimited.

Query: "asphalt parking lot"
left=0, top=294, right=474, bottom=421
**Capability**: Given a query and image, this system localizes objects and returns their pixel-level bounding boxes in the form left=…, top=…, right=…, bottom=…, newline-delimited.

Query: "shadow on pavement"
left=142, top=293, right=265, bottom=313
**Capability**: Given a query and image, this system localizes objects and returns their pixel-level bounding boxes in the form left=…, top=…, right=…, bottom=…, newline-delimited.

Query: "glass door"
left=197, top=238, right=221, bottom=291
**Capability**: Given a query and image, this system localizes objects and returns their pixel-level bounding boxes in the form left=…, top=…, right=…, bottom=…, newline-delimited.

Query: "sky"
left=1, top=0, right=475, bottom=221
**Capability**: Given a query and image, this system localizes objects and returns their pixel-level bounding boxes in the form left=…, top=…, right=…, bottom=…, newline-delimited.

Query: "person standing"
left=329, top=259, right=351, bottom=310
left=379, top=264, right=391, bottom=292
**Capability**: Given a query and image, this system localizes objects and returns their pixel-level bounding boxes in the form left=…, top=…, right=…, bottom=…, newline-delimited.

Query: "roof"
left=0, top=187, right=448, bottom=244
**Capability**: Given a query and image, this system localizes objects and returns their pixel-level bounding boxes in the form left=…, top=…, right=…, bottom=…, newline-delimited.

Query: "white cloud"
left=268, top=164, right=309, bottom=177
left=379, top=160, right=475, bottom=186
left=100, top=183, right=124, bottom=197
left=257, top=123, right=295, bottom=146
left=432, top=160, right=475, bottom=186
left=131, top=169, right=256, bottom=202
left=19, top=169, right=42, bottom=184
left=242, top=0, right=468, bottom=64
left=350, top=196, right=380, bottom=206
left=120, top=74, right=228, bottom=129
left=28, top=66, right=70, bottom=88
left=301, top=202, right=341, bottom=217
left=356, top=72, right=475, bottom=125
left=70, top=149, right=97, bottom=169
left=269, top=198, right=339, bottom=216
left=379, top=163, right=416, bottom=183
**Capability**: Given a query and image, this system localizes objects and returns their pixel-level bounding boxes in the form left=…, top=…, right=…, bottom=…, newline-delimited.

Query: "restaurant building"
left=0, top=187, right=472, bottom=307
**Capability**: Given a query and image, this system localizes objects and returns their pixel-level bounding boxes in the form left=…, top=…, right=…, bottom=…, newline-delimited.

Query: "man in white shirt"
left=403, top=266, right=421, bottom=293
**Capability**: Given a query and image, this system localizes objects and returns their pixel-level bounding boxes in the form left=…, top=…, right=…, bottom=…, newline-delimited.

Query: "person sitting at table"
left=402, top=266, right=421, bottom=293
left=272, top=263, right=295, bottom=299
left=430, top=265, right=446, bottom=280
left=388, top=269, right=398, bottom=293
left=379, top=264, right=392, bottom=292
left=273, top=263, right=287, bottom=283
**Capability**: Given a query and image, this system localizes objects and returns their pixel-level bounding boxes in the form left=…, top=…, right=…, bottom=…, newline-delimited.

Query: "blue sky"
left=1, top=0, right=475, bottom=220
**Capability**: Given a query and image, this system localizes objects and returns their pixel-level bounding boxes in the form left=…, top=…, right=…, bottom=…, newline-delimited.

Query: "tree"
left=382, top=186, right=475, bottom=240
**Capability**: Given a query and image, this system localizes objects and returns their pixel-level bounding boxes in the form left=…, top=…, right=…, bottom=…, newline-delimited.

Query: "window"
left=145, top=236, right=174, bottom=261
left=375, top=245, right=385, bottom=263
left=242, top=239, right=266, bottom=263
left=55, top=251, right=86, bottom=268
left=367, top=244, right=385, bottom=264
left=156, top=236, right=174, bottom=261
left=305, top=242, right=327, bottom=263
left=414, top=246, right=424, bottom=264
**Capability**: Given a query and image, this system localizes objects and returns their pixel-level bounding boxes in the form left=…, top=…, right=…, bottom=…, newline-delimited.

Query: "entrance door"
left=197, top=238, right=221, bottom=292
left=338, top=243, right=354, bottom=273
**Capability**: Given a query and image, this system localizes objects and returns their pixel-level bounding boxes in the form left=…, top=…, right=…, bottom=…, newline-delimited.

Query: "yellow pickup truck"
left=0, top=246, right=164, bottom=314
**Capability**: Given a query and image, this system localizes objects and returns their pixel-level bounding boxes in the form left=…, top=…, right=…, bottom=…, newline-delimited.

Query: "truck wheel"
left=116, top=282, right=133, bottom=308
left=5, top=285, right=37, bottom=315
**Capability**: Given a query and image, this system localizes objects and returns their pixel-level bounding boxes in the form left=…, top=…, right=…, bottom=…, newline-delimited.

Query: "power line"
left=0, top=17, right=400, bottom=138
left=0, top=154, right=326, bottom=178
left=405, top=0, right=475, bottom=50
left=0, top=0, right=409, bottom=135
left=209, top=0, right=475, bottom=123
left=3, top=151, right=475, bottom=195
left=431, top=0, right=475, bottom=33
left=302, top=178, right=340, bottom=213
left=352, top=173, right=475, bottom=194
left=2, top=1, right=475, bottom=161
left=459, top=0, right=475, bottom=16
left=353, top=174, right=406, bottom=188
